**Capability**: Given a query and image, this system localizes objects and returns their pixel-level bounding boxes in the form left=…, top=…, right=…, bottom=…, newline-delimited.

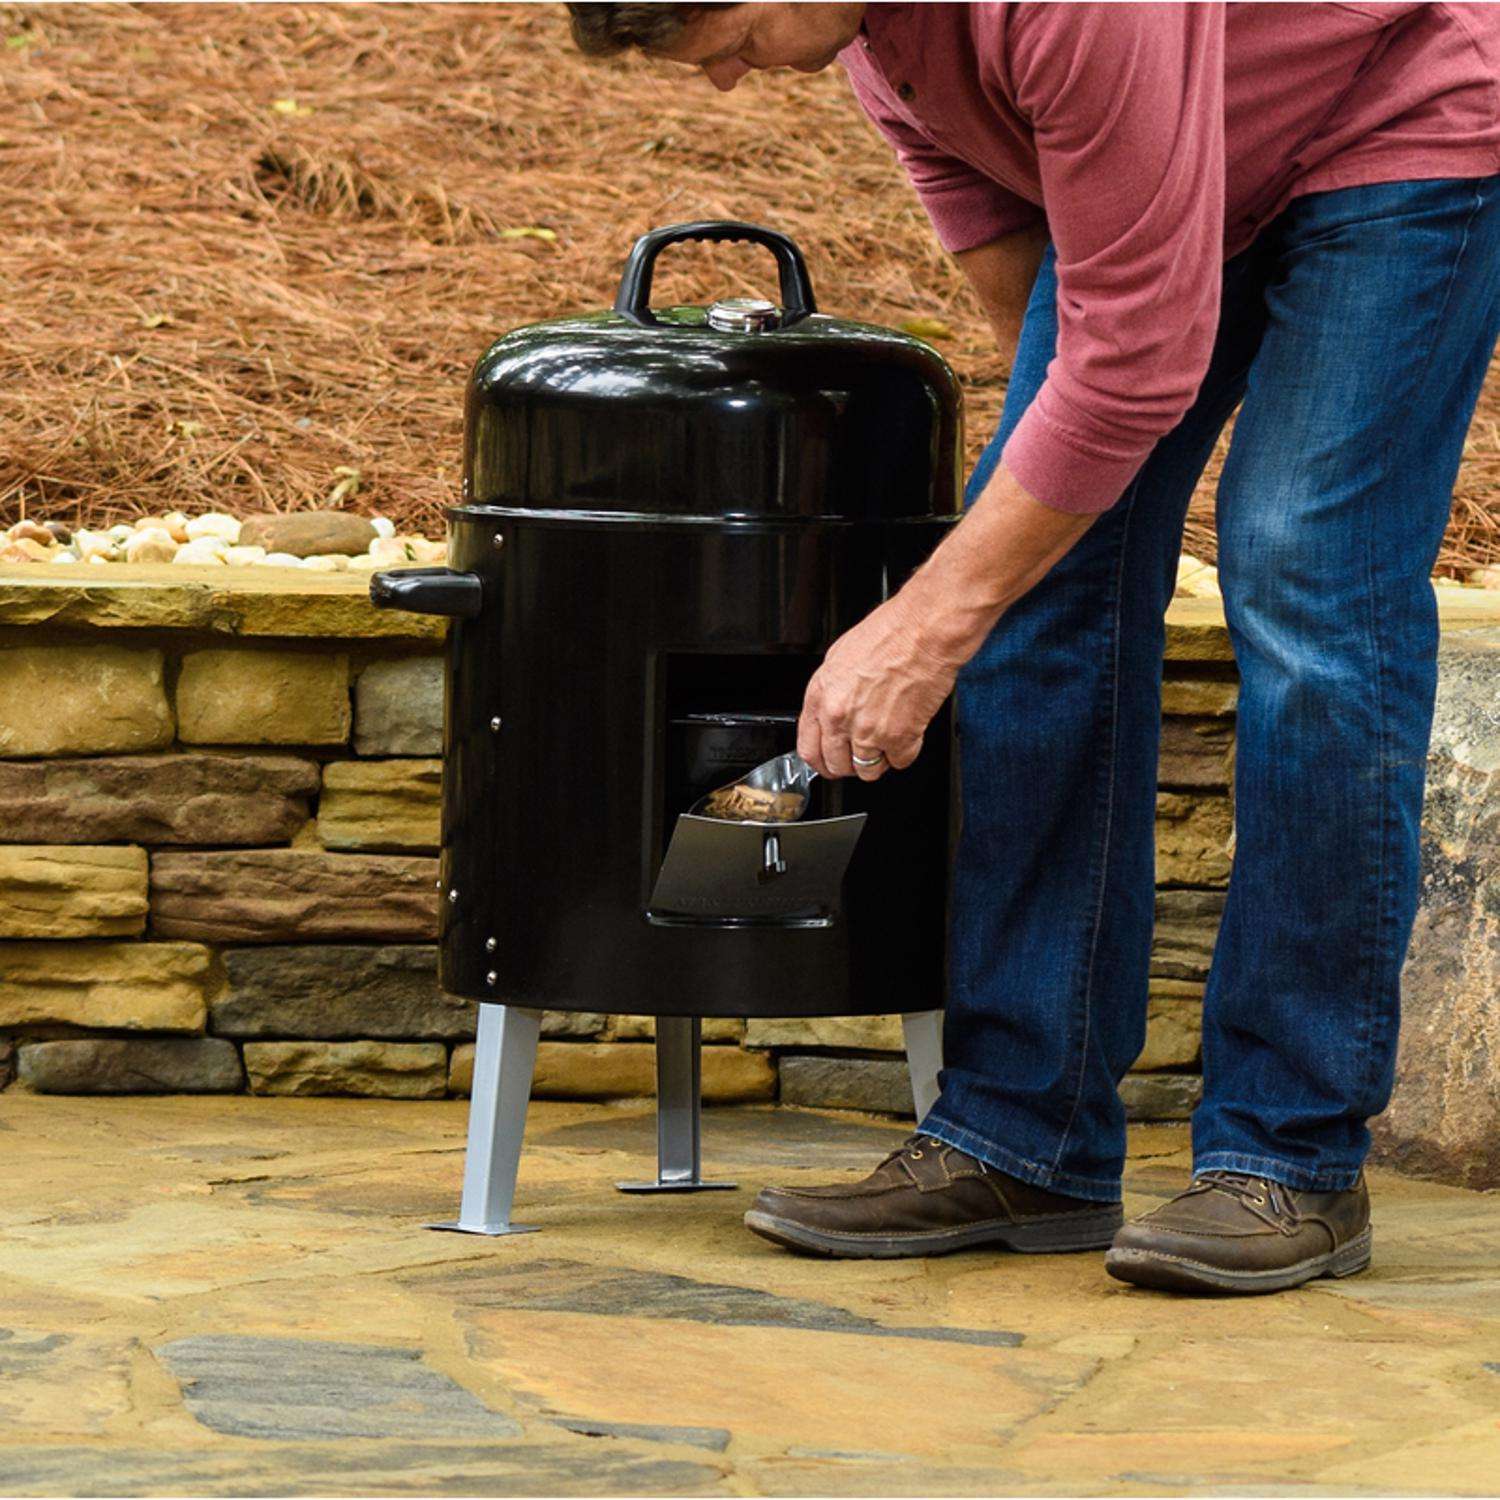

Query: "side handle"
left=369, top=567, right=483, bottom=619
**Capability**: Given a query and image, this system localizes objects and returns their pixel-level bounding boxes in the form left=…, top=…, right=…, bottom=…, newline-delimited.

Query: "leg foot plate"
left=614, top=1180, right=738, bottom=1194
left=426, top=1220, right=540, bottom=1236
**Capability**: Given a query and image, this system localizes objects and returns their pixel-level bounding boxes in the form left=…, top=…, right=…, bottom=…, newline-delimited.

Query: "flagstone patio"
left=2, top=1092, right=1497, bottom=1496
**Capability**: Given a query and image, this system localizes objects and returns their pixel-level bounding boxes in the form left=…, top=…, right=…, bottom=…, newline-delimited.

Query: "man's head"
left=566, top=3, right=866, bottom=91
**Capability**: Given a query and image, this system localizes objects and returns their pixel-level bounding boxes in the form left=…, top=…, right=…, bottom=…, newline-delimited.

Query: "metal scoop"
left=690, top=750, right=819, bottom=824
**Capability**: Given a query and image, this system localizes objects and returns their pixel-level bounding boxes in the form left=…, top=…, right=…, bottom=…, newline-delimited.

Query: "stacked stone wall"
left=0, top=568, right=1239, bottom=1120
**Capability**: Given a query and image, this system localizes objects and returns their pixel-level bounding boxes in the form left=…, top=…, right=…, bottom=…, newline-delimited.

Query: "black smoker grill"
left=372, top=222, right=960, bottom=1233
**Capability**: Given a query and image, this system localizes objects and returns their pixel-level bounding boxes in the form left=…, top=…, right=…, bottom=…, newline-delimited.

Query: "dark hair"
left=565, top=3, right=715, bottom=57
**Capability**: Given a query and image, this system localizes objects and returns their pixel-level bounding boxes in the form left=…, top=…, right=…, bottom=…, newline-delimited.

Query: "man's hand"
left=798, top=591, right=961, bottom=782
left=799, top=463, right=1100, bottom=780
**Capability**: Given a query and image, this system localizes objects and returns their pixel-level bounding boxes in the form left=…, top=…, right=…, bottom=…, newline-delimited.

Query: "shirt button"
left=897, top=82, right=915, bottom=102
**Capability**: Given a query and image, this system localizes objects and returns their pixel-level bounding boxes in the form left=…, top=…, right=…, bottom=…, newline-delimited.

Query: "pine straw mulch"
left=2, top=1, right=1498, bottom=577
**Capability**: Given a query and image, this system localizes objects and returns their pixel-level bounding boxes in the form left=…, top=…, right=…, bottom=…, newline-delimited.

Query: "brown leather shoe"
left=744, top=1135, right=1123, bottom=1258
left=1105, top=1170, right=1372, bottom=1294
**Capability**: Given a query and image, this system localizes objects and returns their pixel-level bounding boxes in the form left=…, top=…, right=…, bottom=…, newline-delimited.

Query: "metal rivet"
left=492, top=533, right=505, bottom=551
left=485, top=970, right=498, bottom=986
left=489, top=716, right=502, bottom=732
left=485, top=936, right=497, bottom=952
left=447, top=888, right=459, bottom=904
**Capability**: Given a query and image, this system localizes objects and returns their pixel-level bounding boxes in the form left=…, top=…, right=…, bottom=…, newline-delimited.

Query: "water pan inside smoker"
left=647, top=812, right=867, bottom=927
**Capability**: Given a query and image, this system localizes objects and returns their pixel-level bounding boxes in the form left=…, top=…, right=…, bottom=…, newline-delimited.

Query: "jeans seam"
left=1357, top=179, right=1486, bottom=1112
left=1049, top=492, right=1135, bottom=1174
left=923, top=1112, right=1123, bottom=1201
left=1194, top=1149, right=1363, bottom=1193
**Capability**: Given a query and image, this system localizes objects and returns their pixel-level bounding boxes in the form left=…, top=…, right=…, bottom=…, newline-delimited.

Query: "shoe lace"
left=877, top=1133, right=951, bottom=1170
left=1189, top=1170, right=1302, bottom=1233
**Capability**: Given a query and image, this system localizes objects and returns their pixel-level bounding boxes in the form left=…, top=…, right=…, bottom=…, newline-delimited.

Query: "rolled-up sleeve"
left=998, top=5, right=1227, bottom=513
left=845, top=67, right=1044, bottom=253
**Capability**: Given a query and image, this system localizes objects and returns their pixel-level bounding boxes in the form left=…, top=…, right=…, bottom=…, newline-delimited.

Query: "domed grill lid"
left=462, top=221, right=962, bottom=524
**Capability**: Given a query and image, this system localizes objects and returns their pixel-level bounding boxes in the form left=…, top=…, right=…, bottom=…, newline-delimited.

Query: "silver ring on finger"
left=852, top=750, right=885, bottom=767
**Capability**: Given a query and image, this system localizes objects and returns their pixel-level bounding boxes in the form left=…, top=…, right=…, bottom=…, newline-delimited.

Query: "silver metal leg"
left=429, top=1002, right=543, bottom=1236
left=617, top=1016, right=736, bottom=1193
left=901, top=1009, right=944, bottom=1123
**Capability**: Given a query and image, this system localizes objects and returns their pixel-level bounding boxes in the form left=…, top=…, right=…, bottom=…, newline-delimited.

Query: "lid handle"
left=614, top=220, right=817, bottom=329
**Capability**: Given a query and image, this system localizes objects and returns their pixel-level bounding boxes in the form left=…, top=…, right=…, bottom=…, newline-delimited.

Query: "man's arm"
left=884, top=225, right=1086, bottom=665
left=800, top=467, right=1094, bottom=778
left=953, top=224, right=1050, bottom=365
left=798, top=228, right=1091, bottom=781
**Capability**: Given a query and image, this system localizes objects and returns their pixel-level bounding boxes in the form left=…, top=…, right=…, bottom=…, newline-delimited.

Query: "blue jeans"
left=923, top=176, right=1500, bottom=1201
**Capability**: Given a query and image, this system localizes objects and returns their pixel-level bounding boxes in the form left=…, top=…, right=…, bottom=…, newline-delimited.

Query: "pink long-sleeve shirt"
left=841, top=3, right=1500, bottom=514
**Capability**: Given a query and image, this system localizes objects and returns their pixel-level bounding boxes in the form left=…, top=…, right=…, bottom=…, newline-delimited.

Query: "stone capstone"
left=243, top=1040, right=447, bottom=1098
left=149, top=850, right=437, bottom=942
left=743, top=1014, right=908, bottom=1052
left=1373, top=632, right=1500, bottom=1188
left=175, top=648, right=351, bottom=746
left=316, top=759, right=441, bottom=852
left=1155, top=793, right=1234, bottom=887
left=1158, top=717, right=1235, bottom=790
left=213, top=945, right=474, bottom=1040
left=0, top=754, right=318, bottom=845
left=353, top=656, right=444, bottom=756
left=237, top=511, right=377, bottom=559
left=1151, top=889, right=1226, bottom=981
left=0, top=568, right=442, bottom=641
left=0, top=845, right=148, bottom=938
left=0, top=645, right=173, bottom=756
left=778, top=1055, right=917, bottom=1115
left=17, top=1037, right=242, bottom=1094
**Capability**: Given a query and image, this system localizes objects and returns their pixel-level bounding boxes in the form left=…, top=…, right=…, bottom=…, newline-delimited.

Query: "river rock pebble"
left=1, top=511, right=447, bottom=574
left=184, top=512, right=241, bottom=543
left=368, top=535, right=411, bottom=564
left=172, top=538, right=229, bottom=565
left=73, top=529, right=119, bottom=562
left=0, top=538, right=50, bottom=563
left=125, top=528, right=178, bottom=564
left=238, top=510, right=375, bottom=558
left=5, top=520, right=1483, bottom=594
